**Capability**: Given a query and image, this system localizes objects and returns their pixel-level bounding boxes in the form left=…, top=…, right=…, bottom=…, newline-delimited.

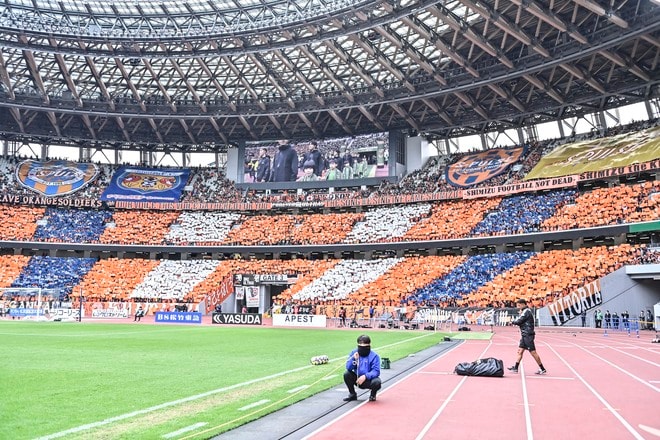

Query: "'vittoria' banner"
left=101, top=166, right=190, bottom=202
left=445, top=147, right=525, bottom=188
left=15, top=160, right=99, bottom=196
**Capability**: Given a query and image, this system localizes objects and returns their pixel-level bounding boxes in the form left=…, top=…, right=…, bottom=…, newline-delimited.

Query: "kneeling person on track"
left=343, top=334, right=382, bottom=402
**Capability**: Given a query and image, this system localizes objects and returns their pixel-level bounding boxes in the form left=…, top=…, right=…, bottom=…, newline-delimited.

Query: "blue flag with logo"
left=101, top=166, right=190, bottom=202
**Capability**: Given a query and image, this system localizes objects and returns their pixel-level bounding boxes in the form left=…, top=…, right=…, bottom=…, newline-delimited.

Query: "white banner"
left=246, top=286, right=260, bottom=308
left=49, top=308, right=83, bottom=319
left=91, top=308, right=130, bottom=318
left=272, top=314, right=327, bottom=328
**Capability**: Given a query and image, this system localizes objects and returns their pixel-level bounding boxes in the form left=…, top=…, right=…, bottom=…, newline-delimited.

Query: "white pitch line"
left=35, top=363, right=316, bottom=440
left=162, top=422, right=207, bottom=439
left=238, top=399, right=270, bottom=411
left=37, top=332, right=436, bottom=440
left=287, top=385, right=310, bottom=393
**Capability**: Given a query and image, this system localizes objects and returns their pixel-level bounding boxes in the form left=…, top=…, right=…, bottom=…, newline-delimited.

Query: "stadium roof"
left=0, top=0, right=658, bottom=153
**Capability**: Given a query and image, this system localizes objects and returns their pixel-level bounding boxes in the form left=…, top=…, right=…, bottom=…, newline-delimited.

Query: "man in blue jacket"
left=343, top=334, right=382, bottom=402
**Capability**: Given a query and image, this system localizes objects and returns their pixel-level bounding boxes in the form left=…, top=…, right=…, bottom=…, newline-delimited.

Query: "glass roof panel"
left=2, top=0, right=381, bottom=38
left=9, top=0, right=371, bottom=16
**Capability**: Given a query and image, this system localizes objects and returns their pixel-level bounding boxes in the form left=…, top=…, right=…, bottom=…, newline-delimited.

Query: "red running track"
left=305, top=327, right=659, bottom=440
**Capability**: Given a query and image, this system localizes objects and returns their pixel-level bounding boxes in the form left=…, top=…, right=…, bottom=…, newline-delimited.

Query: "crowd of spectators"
left=342, top=204, right=431, bottom=243
left=77, top=257, right=160, bottom=303
left=0, top=121, right=658, bottom=310
left=33, top=208, right=112, bottom=243
left=10, top=256, right=96, bottom=298
left=164, top=211, right=242, bottom=245
left=402, top=197, right=503, bottom=241
left=0, top=119, right=656, bottom=208
left=0, top=243, right=654, bottom=310
left=470, top=190, right=578, bottom=236
left=130, top=260, right=221, bottom=301
left=0, top=179, right=656, bottom=246
left=98, top=210, right=179, bottom=245
left=180, top=168, right=242, bottom=204
left=0, top=205, right=44, bottom=240
left=465, top=244, right=643, bottom=308
left=409, top=251, right=536, bottom=307
left=0, top=255, right=31, bottom=289
left=292, top=258, right=404, bottom=302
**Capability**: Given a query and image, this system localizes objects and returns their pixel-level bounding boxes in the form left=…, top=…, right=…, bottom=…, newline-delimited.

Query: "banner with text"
left=91, top=305, right=130, bottom=318
left=211, top=312, right=263, bottom=325
left=272, top=314, right=327, bottom=328
left=154, top=311, right=202, bottom=324
left=545, top=279, right=602, bottom=326
left=463, top=175, right=578, bottom=198
left=525, top=126, right=660, bottom=180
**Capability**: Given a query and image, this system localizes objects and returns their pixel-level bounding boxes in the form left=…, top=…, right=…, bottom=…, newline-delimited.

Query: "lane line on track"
left=595, top=345, right=660, bottom=368
left=520, top=363, right=534, bottom=440
left=571, top=344, right=660, bottom=393
left=560, top=333, right=660, bottom=354
left=638, top=424, right=660, bottom=437
left=526, top=376, right=573, bottom=380
left=541, top=334, right=660, bottom=391
left=545, top=343, right=646, bottom=440
left=414, top=340, right=493, bottom=440
left=301, top=340, right=470, bottom=440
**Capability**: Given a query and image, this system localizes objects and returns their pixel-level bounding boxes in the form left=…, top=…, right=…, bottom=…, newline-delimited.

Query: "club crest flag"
left=445, top=147, right=525, bottom=187
left=15, top=160, right=99, bottom=196
left=101, top=166, right=190, bottom=202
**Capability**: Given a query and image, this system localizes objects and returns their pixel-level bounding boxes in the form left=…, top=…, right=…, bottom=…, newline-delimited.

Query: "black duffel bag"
left=454, top=357, right=504, bottom=377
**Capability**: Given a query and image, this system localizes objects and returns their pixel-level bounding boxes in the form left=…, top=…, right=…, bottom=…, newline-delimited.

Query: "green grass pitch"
left=0, top=321, right=480, bottom=439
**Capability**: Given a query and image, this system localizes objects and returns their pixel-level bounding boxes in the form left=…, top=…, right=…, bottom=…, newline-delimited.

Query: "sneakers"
left=369, top=394, right=377, bottom=402
left=507, top=366, right=518, bottom=373
left=535, top=369, right=547, bottom=375
left=342, top=393, right=357, bottom=402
